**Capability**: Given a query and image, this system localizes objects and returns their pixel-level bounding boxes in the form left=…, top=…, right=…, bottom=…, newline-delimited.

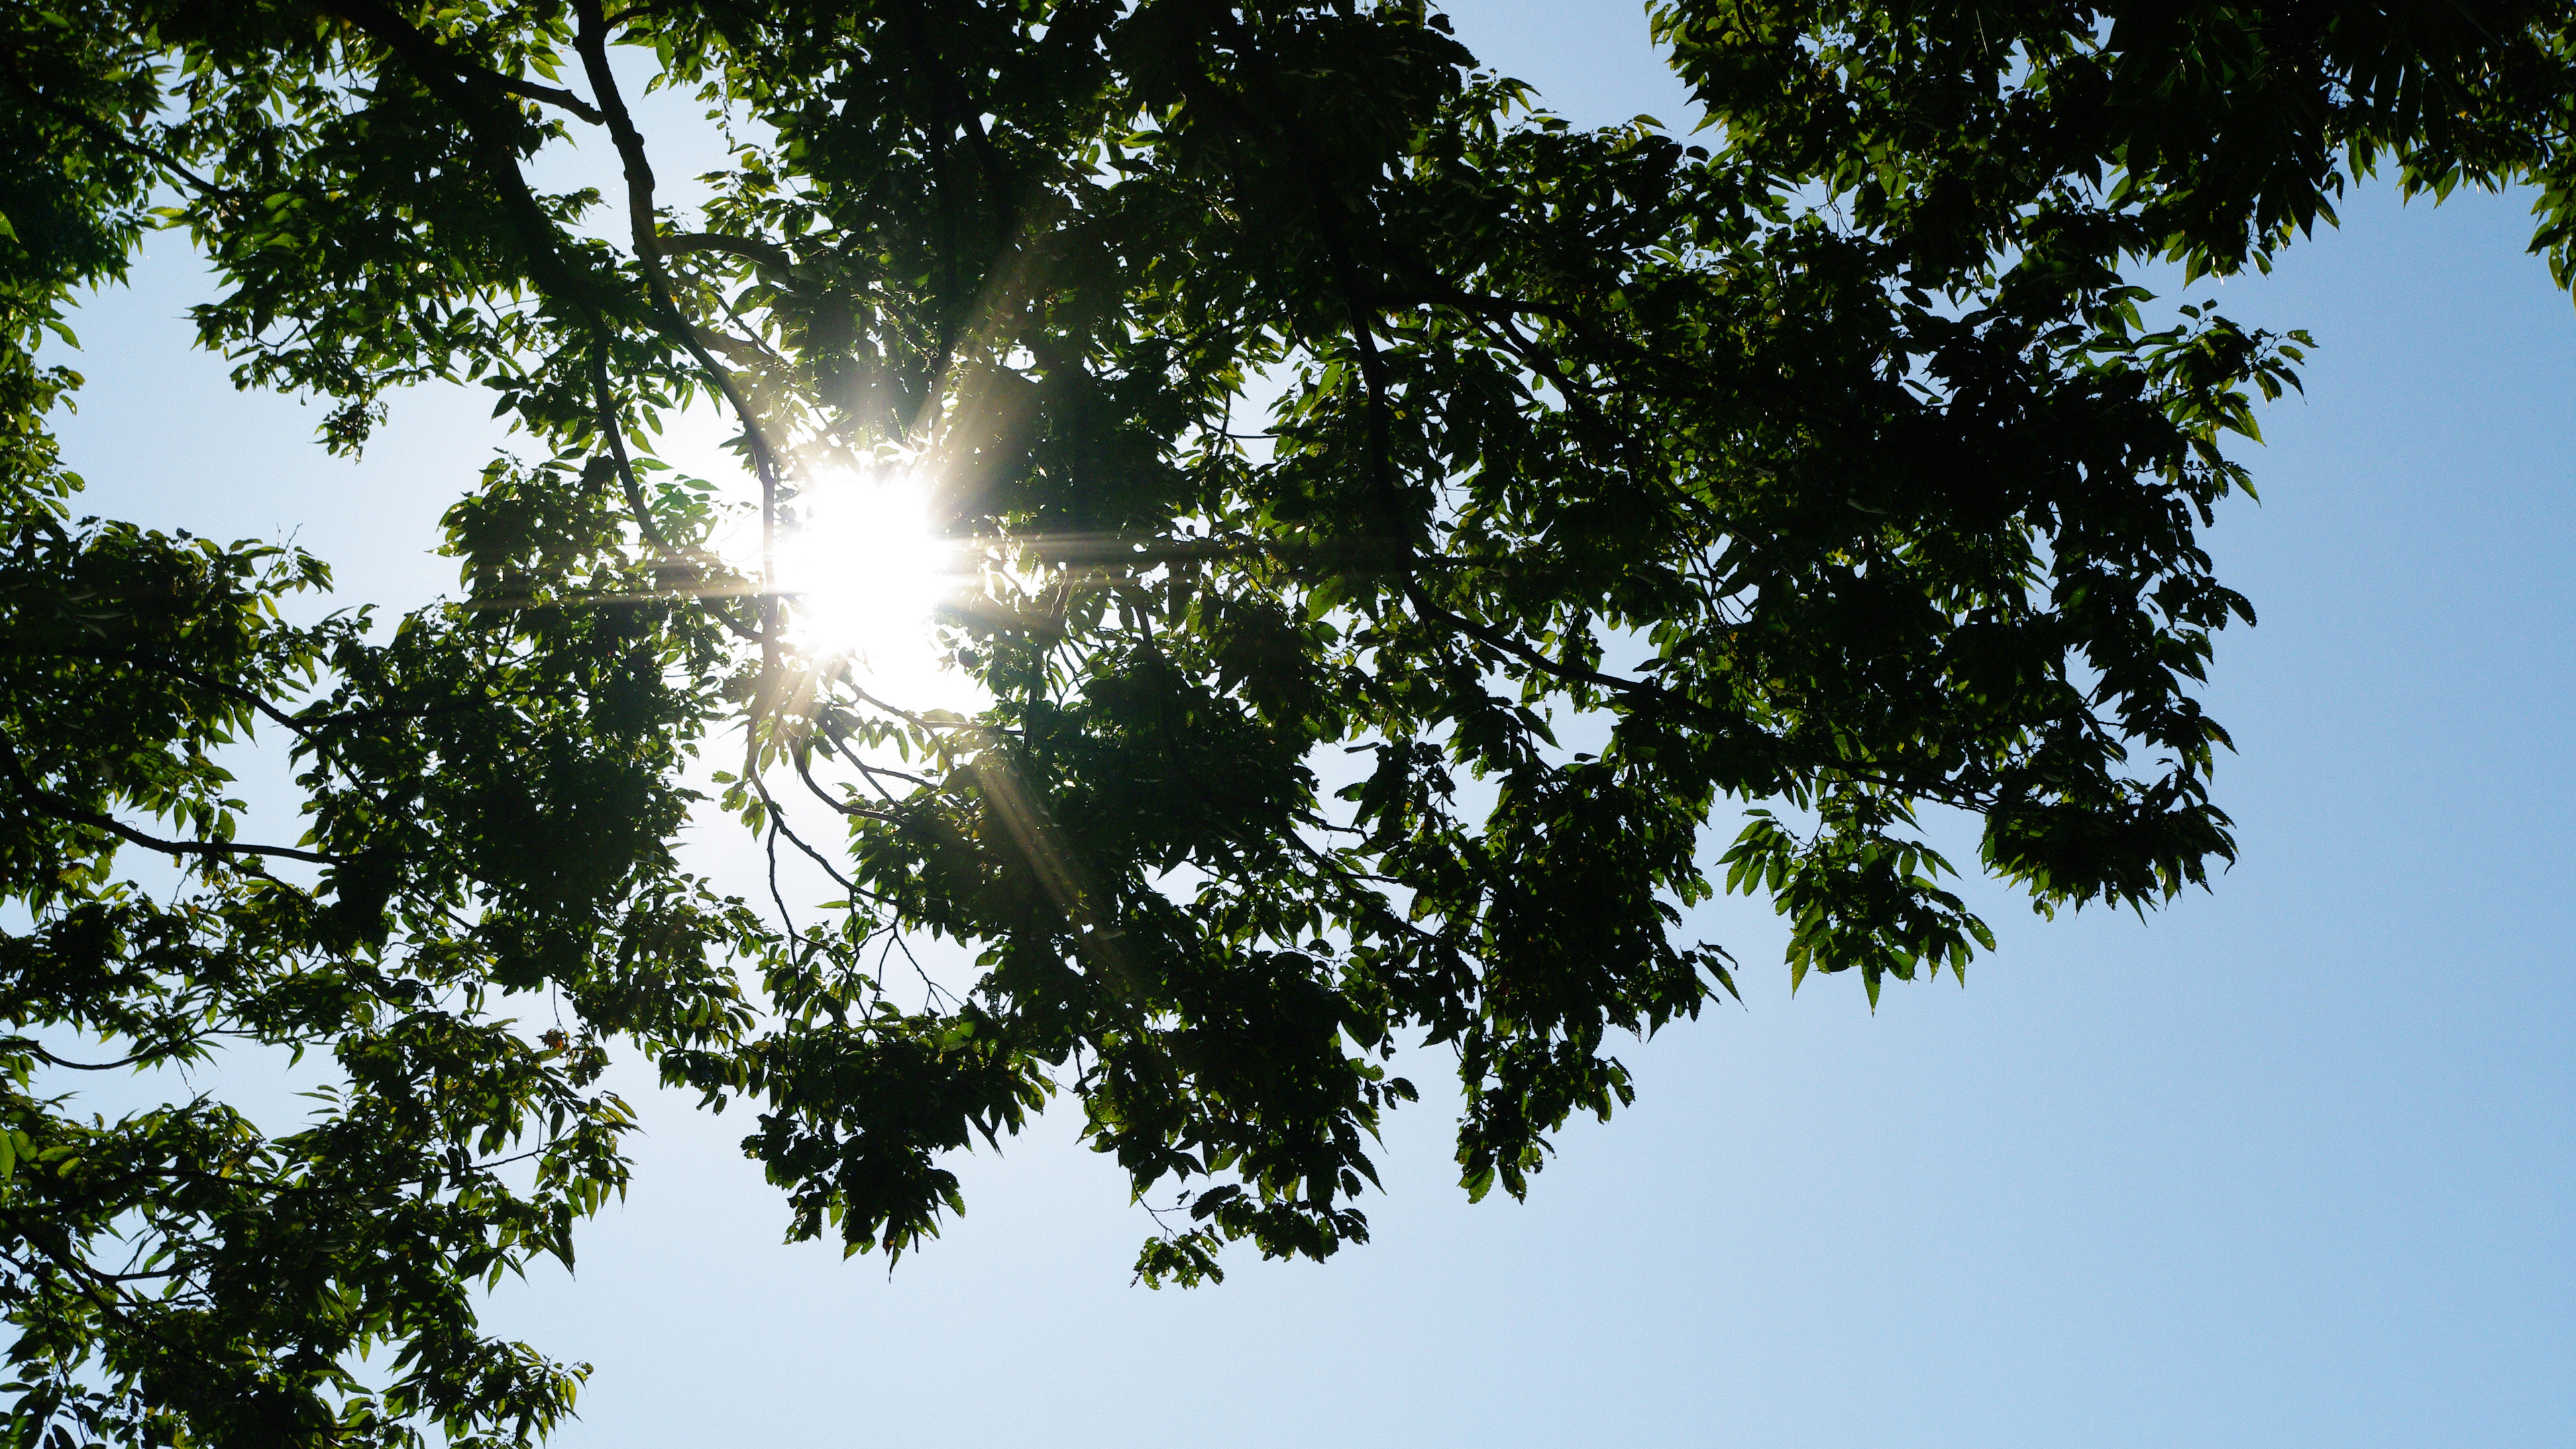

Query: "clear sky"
left=44, top=4, right=2575, bottom=1445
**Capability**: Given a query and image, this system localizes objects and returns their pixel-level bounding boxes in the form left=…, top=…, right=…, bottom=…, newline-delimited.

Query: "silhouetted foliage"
left=0, top=1, right=2567, bottom=1441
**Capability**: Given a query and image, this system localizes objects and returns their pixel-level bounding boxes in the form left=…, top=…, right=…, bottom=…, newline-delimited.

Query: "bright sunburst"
left=775, top=462, right=977, bottom=706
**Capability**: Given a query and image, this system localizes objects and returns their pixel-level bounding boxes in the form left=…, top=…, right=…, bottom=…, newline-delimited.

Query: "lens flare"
left=775, top=464, right=977, bottom=706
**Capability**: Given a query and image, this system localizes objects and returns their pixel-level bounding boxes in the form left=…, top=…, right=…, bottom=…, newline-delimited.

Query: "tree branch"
left=662, top=230, right=796, bottom=274
left=0, top=731, right=340, bottom=867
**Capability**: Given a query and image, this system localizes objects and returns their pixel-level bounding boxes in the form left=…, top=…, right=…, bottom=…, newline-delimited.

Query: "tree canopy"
left=1, top=0, right=2569, bottom=1442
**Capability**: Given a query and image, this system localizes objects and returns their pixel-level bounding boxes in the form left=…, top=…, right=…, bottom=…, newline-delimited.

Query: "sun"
left=775, top=462, right=977, bottom=706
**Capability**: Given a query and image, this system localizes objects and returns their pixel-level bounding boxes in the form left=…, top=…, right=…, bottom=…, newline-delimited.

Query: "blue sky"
left=44, top=4, right=2575, bottom=1444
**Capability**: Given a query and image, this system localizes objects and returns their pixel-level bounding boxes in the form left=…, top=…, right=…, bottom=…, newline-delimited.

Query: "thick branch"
left=574, top=0, right=786, bottom=660
left=486, top=74, right=603, bottom=125
left=662, top=231, right=797, bottom=274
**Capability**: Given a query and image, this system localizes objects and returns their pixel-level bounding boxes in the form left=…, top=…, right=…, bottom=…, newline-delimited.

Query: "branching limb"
left=572, top=0, right=786, bottom=596
left=0, top=731, right=339, bottom=866
left=47, top=807, right=337, bottom=867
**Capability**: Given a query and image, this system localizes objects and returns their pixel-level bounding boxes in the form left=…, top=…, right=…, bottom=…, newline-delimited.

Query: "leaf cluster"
left=0, top=0, right=2565, bottom=1440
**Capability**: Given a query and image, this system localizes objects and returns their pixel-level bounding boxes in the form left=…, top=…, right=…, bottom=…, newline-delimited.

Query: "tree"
left=0, top=0, right=2567, bottom=1442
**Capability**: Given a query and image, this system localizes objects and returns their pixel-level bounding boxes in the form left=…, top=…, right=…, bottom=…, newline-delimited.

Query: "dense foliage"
left=0, top=0, right=2567, bottom=1441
